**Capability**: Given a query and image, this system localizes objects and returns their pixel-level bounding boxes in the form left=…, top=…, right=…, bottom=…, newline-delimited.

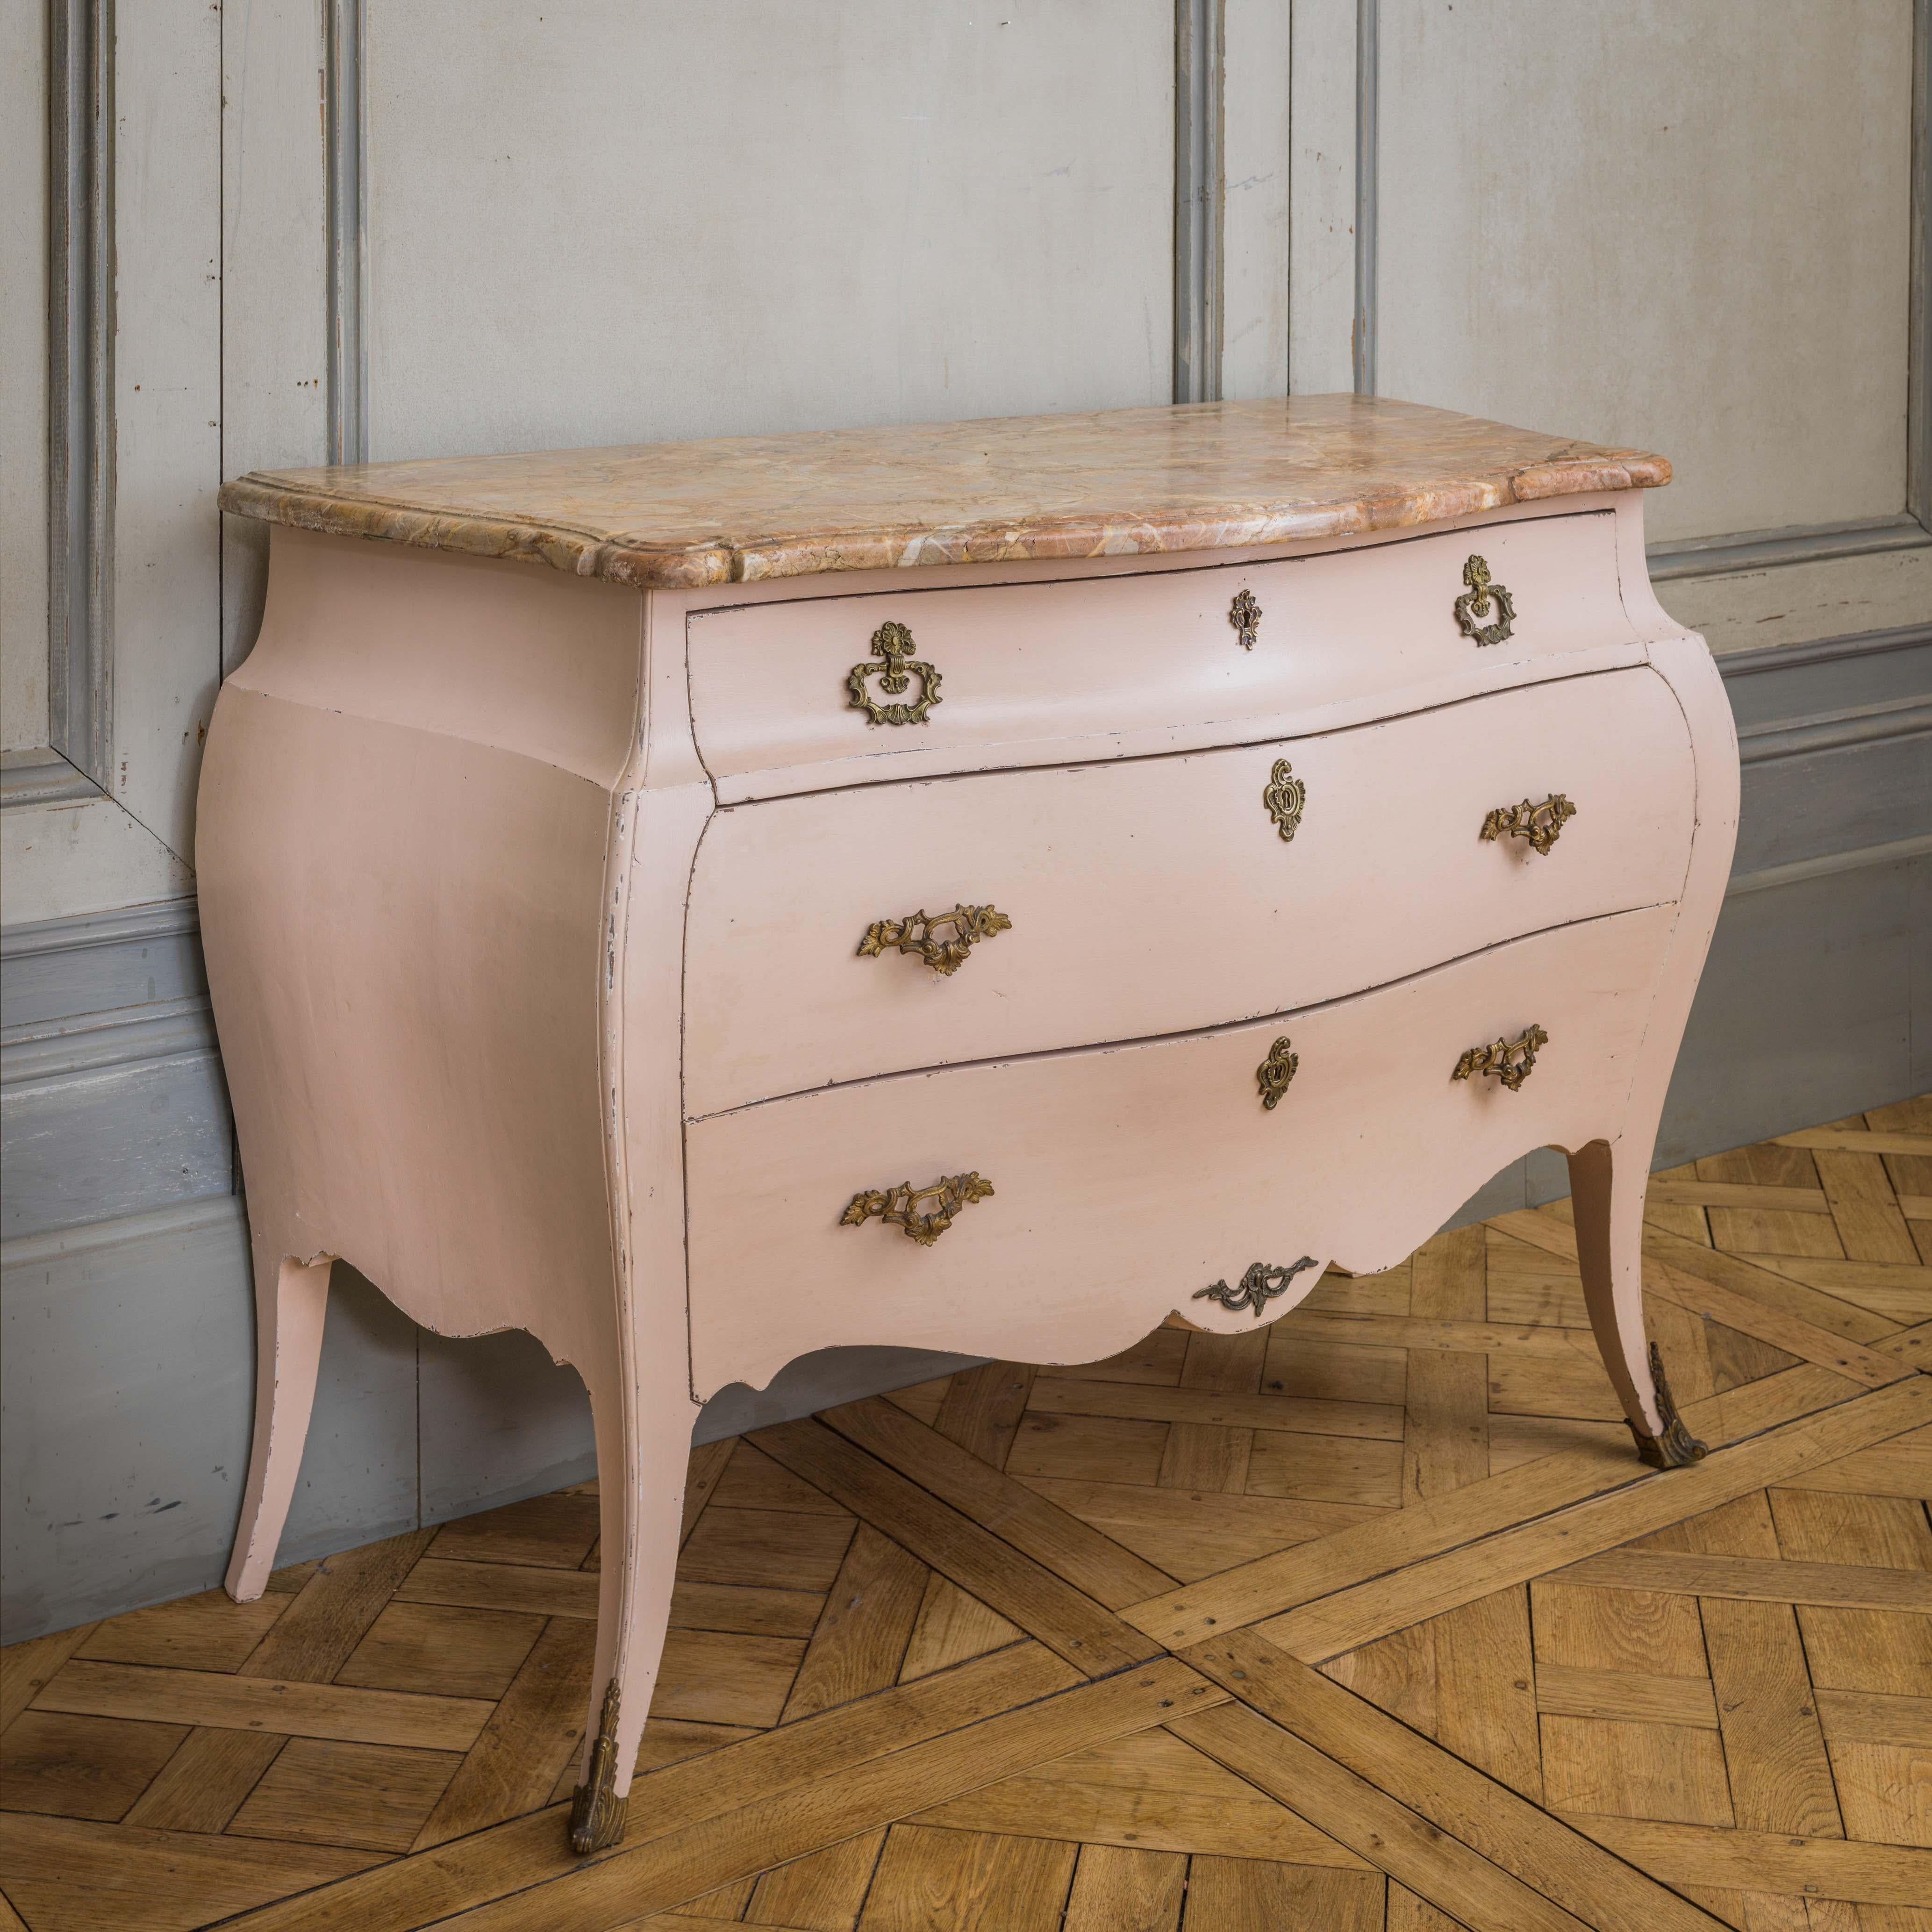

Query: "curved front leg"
left=225, top=1244, right=335, bottom=1601
left=1567, top=1138, right=1706, bottom=1468
left=569, top=1350, right=704, bottom=1853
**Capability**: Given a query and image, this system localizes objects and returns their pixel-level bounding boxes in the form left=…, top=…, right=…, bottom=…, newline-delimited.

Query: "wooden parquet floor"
left=4, top=1103, right=1931, bottom=1932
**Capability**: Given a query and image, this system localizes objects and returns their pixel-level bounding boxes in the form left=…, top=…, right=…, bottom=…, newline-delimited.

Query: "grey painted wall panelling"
left=0, top=1000, right=233, bottom=1238
left=363, top=2, right=1175, bottom=462
left=0, top=897, right=205, bottom=1029
left=1373, top=0, right=1916, bottom=544
left=286, top=1260, right=420, bottom=1563
left=1, top=1203, right=253, bottom=1640
left=416, top=1326, right=599, bottom=1525
left=1659, top=853, right=1926, bottom=1168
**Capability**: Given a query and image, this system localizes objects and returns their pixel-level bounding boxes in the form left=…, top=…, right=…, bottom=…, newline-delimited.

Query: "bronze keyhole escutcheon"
left=1229, top=588, right=1262, bottom=651
left=1263, top=759, right=1306, bottom=841
left=1256, top=1036, right=1299, bottom=1110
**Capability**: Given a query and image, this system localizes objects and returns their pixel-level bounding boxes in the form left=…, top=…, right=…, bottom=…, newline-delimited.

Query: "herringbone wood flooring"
left=3, top=1102, right=1930, bottom=1931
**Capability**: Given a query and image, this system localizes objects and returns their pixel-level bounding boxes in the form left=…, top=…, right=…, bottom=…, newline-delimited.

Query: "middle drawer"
left=682, top=666, right=1692, bottom=1117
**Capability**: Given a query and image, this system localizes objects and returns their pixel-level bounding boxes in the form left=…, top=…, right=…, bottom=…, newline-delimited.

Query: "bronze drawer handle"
left=841, top=1172, right=994, bottom=1245
left=1481, top=793, right=1576, bottom=856
left=858, top=904, right=1011, bottom=976
left=848, top=620, right=943, bottom=725
left=1195, top=1257, right=1319, bottom=1318
left=1256, top=1036, right=1299, bottom=1110
left=1453, top=1024, right=1549, bottom=1092
left=1453, top=554, right=1516, bottom=647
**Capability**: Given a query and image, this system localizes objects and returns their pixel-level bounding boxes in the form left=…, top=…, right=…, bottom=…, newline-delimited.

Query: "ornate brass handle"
left=1229, top=588, right=1262, bottom=650
left=858, top=904, right=1011, bottom=976
left=1481, top=793, right=1576, bottom=856
left=1256, top=1036, right=1299, bottom=1110
left=841, top=1172, right=993, bottom=1245
left=1453, top=554, right=1516, bottom=647
left=848, top=620, right=943, bottom=725
left=1453, top=1024, right=1549, bottom=1092
left=1195, top=1257, right=1318, bottom=1318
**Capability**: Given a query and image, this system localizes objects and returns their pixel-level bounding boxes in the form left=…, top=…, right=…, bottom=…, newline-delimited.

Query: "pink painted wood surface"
left=685, top=903, right=1677, bottom=1399
left=1567, top=630, right=1740, bottom=1437
left=198, top=530, right=640, bottom=1364
left=687, top=508, right=1634, bottom=798
left=684, top=667, right=1693, bottom=1116
left=223, top=1253, right=333, bottom=1602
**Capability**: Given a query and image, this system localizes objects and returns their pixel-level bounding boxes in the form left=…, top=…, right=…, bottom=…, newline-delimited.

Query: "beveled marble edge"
left=215, top=400, right=1670, bottom=590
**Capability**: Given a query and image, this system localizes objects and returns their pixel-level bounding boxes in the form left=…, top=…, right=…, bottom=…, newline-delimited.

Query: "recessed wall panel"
left=365, top=1, right=1174, bottom=459
left=1375, top=0, right=1915, bottom=543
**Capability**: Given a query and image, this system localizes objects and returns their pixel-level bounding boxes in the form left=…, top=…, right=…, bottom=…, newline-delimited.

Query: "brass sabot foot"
left=1628, top=1341, right=1707, bottom=1470
left=568, top=1679, right=629, bottom=1853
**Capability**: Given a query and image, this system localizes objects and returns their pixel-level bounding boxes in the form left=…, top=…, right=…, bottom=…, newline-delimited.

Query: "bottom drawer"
left=685, top=904, right=1677, bottom=1398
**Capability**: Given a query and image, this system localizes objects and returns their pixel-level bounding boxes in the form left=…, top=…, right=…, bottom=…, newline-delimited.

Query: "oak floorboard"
left=0, top=1628, right=98, bottom=1735
left=856, top=1824, right=1075, bottom=1932
left=227, top=1738, right=462, bottom=1853
left=0, top=1813, right=385, bottom=1932
left=0, top=1711, right=189, bottom=1822
left=749, top=1421, right=1158, bottom=1674
left=32, top=1661, right=493, bottom=1752
left=74, top=1592, right=286, bottom=1674
left=931, top=1362, right=1037, bottom=1469
left=1059, top=1844, right=1185, bottom=1932
left=1533, top=1661, right=1718, bottom=1729
left=896, top=1578, right=1021, bottom=1684
left=779, top=1525, right=928, bottom=1724
left=742, top=1828, right=886, bottom=1929
left=412, top=1616, right=598, bottom=1851
left=1553, top=1551, right=1932, bottom=1613
left=1559, top=1815, right=1932, bottom=1907
left=1170, top=1701, right=1595, bottom=1932
left=1496, top=1210, right=1907, bottom=1386
left=122, top=1529, right=440, bottom=1834
left=1177, top=1856, right=1383, bottom=1932
left=395, top=1663, right=1222, bottom=1932
left=1778, top=1131, right=1932, bottom=1158
left=818, top=1396, right=1175, bottom=1606
left=1816, top=1691, right=1932, bottom=1749
left=1180, top=1633, right=1729, bottom=1932
left=1256, top=1380, right=1932, bottom=1662
left=1027, top=1375, right=1405, bottom=1443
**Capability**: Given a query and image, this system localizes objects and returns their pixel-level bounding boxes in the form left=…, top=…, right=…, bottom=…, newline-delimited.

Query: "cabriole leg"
left=224, top=1247, right=334, bottom=1602
left=1567, top=1138, right=1707, bottom=1470
left=569, top=1356, right=703, bottom=1854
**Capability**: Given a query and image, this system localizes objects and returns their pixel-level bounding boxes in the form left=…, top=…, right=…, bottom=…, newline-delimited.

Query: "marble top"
left=218, top=396, right=1668, bottom=591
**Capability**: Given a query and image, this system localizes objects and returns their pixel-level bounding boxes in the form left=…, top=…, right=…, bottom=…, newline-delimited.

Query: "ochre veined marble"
left=216, top=394, right=1670, bottom=589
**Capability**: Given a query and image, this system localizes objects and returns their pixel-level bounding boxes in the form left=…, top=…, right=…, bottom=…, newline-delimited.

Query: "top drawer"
left=687, top=509, right=1641, bottom=799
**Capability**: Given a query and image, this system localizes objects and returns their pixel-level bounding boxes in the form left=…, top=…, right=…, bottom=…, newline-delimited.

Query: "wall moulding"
left=1352, top=0, right=1928, bottom=575
left=324, top=0, right=367, bottom=466
left=1648, top=514, right=1932, bottom=584
left=4, top=0, right=117, bottom=812
left=1173, top=0, right=1225, bottom=404
left=1352, top=0, right=1377, bottom=396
